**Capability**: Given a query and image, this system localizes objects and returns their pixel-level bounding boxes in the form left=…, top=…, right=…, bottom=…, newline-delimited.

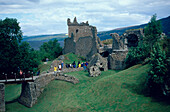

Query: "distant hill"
left=23, top=33, right=67, bottom=41
left=22, top=34, right=67, bottom=49
left=23, top=16, right=170, bottom=49
left=98, top=16, right=170, bottom=41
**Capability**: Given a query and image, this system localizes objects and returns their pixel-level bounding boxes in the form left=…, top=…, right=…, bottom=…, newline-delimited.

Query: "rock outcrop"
left=0, top=83, right=5, bottom=112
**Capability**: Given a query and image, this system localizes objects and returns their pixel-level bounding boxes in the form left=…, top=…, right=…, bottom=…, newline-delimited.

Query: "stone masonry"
left=88, top=53, right=108, bottom=71
left=18, top=73, right=55, bottom=107
left=108, top=51, right=128, bottom=70
left=63, top=17, right=101, bottom=59
left=0, top=83, right=5, bottom=112
left=108, top=29, right=144, bottom=70
left=55, top=72, right=79, bottom=84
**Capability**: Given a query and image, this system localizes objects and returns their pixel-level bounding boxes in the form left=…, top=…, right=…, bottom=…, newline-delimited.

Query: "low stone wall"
left=0, top=83, right=5, bottom=112
left=18, top=73, right=55, bottom=108
left=55, top=73, right=79, bottom=84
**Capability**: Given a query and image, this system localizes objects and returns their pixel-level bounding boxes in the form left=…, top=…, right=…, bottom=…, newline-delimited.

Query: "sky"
left=0, top=0, right=170, bottom=36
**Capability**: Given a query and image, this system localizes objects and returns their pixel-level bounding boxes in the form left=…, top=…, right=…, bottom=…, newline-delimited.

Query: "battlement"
left=67, top=17, right=89, bottom=26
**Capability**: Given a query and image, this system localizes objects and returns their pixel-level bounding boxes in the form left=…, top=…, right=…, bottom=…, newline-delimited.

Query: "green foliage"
left=39, top=39, right=62, bottom=61
left=147, top=43, right=168, bottom=85
left=0, top=18, right=41, bottom=77
left=144, top=14, right=162, bottom=51
left=125, top=44, right=149, bottom=68
left=0, top=18, right=22, bottom=73
left=19, top=42, right=41, bottom=73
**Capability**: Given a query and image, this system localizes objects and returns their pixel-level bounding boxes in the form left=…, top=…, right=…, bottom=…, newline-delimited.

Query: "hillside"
left=5, top=64, right=170, bottom=111
left=98, top=16, right=170, bottom=41
left=23, top=33, right=67, bottom=41
left=22, top=34, right=67, bottom=49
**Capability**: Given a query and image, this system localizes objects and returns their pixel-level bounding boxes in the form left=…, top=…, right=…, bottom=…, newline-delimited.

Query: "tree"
left=0, top=18, right=22, bottom=74
left=39, top=39, right=62, bottom=61
left=19, top=42, right=41, bottom=73
left=144, top=14, right=162, bottom=51
left=147, top=43, right=168, bottom=95
left=0, top=18, right=41, bottom=79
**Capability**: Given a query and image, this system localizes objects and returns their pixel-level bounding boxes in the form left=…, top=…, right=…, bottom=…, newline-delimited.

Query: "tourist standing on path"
left=58, top=64, right=62, bottom=71
left=61, top=61, right=64, bottom=69
left=54, top=66, right=57, bottom=73
left=77, top=61, right=80, bottom=68
left=72, top=61, right=76, bottom=68
left=85, top=61, right=88, bottom=67
left=19, top=70, right=23, bottom=80
left=37, top=70, right=40, bottom=76
left=83, top=62, right=86, bottom=71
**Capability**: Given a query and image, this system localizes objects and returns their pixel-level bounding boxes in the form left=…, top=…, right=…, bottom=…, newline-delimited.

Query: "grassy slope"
left=38, top=61, right=53, bottom=73
left=63, top=53, right=86, bottom=64
left=5, top=64, right=170, bottom=112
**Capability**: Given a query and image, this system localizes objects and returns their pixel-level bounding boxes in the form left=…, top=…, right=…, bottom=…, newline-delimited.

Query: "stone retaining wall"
left=18, top=73, right=55, bottom=107
left=0, top=83, right=5, bottom=112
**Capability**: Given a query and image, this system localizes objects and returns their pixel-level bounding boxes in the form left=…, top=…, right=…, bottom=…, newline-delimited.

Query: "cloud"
left=0, top=0, right=170, bottom=36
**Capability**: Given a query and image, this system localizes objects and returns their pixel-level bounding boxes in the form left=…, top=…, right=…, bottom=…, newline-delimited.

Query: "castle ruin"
left=63, top=17, right=101, bottom=59
left=108, top=28, right=144, bottom=70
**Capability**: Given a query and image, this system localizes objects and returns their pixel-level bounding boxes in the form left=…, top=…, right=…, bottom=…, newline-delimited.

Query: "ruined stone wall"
left=63, top=17, right=101, bottom=59
left=0, top=83, right=5, bottom=112
left=55, top=73, right=79, bottom=84
left=68, top=25, right=94, bottom=42
left=75, top=36, right=93, bottom=57
left=63, top=37, right=76, bottom=54
left=108, top=51, right=128, bottom=70
left=18, top=73, right=55, bottom=107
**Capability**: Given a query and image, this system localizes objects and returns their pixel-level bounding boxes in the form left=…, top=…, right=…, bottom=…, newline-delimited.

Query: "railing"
left=1, top=71, right=34, bottom=83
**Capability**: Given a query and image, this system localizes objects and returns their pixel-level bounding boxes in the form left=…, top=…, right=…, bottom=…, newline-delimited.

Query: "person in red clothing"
left=19, top=70, right=23, bottom=80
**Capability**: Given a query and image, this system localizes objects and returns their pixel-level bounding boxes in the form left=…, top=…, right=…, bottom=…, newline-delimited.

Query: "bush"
left=125, top=44, right=149, bottom=68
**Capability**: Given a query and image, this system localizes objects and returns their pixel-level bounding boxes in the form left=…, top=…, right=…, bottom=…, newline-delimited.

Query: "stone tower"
left=63, top=17, right=101, bottom=59
left=67, top=17, right=98, bottom=42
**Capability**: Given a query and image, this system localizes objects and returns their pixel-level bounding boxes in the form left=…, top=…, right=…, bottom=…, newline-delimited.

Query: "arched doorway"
left=126, top=34, right=139, bottom=47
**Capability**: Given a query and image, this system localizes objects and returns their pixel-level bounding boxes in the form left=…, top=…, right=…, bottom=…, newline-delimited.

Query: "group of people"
left=54, top=61, right=89, bottom=73
left=54, top=61, right=64, bottom=73
left=65, top=61, right=88, bottom=70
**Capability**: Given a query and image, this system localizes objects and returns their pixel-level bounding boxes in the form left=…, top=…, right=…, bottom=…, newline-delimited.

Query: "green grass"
left=38, top=61, right=53, bottom=73
left=63, top=53, right=86, bottom=64
left=37, top=53, right=85, bottom=74
left=5, top=64, right=170, bottom=112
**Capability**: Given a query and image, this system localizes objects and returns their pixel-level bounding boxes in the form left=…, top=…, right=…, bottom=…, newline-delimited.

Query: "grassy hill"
left=5, top=64, right=170, bottom=111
